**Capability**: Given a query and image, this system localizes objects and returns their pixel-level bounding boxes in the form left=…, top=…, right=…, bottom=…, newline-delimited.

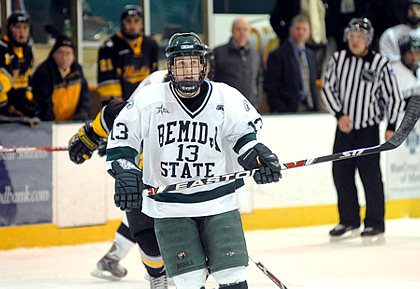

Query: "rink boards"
left=1, top=113, right=419, bottom=249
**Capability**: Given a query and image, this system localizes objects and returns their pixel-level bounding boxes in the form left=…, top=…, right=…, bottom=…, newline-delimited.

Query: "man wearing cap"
left=32, top=27, right=91, bottom=121
left=97, top=5, right=158, bottom=106
left=0, top=11, right=36, bottom=119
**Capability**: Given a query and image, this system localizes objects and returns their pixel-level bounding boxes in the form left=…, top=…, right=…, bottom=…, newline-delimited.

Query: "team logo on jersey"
left=361, top=69, right=375, bottom=82
left=243, top=100, right=250, bottom=112
left=156, top=104, right=169, bottom=115
left=177, top=252, right=186, bottom=260
left=216, top=105, right=224, bottom=111
left=126, top=98, right=134, bottom=109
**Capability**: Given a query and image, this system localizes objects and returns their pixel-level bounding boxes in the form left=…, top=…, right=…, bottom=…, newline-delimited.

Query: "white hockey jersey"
left=106, top=80, right=262, bottom=218
left=379, top=24, right=420, bottom=62
left=392, top=61, right=420, bottom=99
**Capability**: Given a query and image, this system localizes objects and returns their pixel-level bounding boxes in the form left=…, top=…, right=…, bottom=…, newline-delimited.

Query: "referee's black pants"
left=332, top=124, right=385, bottom=232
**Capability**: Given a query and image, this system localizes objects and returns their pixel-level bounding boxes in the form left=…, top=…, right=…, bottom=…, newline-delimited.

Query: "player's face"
left=53, top=46, right=74, bottom=71
left=11, top=22, right=30, bottom=44
left=290, top=21, right=310, bottom=46
left=122, top=16, right=143, bottom=36
left=173, top=56, right=203, bottom=82
left=408, top=4, right=420, bottom=19
left=347, top=31, right=371, bottom=56
left=403, top=49, right=420, bottom=66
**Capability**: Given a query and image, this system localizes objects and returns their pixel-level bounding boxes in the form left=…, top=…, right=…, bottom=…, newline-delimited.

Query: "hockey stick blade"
left=0, top=146, right=68, bottom=153
left=249, top=254, right=288, bottom=289
left=143, top=97, right=419, bottom=195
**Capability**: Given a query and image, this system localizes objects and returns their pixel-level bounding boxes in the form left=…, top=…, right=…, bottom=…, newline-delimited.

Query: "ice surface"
left=1, top=218, right=419, bottom=289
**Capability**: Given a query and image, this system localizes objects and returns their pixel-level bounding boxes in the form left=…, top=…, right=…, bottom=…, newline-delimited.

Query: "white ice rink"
left=1, top=218, right=420, bottom=289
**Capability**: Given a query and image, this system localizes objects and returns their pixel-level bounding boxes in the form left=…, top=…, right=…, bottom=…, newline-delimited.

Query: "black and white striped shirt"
left=322, top=50, right=404, bottom=131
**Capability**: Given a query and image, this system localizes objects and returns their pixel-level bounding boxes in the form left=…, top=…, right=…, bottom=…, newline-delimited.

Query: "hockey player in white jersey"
left=106, top=32, right=281, bottom=289
left=379, top=0, right=420, bottom=62
left=68, top=48, right=214, bottom=286
left=391, top=35, right=420, bottom=106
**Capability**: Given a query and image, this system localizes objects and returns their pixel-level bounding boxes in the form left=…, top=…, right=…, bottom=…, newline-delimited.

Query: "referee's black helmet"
left=344, top=18, right=374, bottom=42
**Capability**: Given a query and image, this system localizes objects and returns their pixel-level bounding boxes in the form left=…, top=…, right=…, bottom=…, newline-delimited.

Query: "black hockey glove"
left=238, top=143, right=281, bottom=184
left=107, top=159, right=143, bottom=211
left=68, top=122, right=100, bottom=164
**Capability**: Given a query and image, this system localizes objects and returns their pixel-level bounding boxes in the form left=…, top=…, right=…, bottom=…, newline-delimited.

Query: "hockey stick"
left=143, top=96, right=419, bottom=195
left=0, top=146, right=68, bottom=153
left=0, top=114, right=41, bottom=125
left=249, top=254, right=288, bottom=289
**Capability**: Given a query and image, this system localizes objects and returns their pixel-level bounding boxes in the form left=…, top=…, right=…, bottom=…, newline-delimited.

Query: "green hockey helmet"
left=166, top=32, right=207, bottom=95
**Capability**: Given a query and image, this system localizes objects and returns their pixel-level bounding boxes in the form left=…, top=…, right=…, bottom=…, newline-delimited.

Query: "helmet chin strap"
left=174, top=81, right=201, bottom=98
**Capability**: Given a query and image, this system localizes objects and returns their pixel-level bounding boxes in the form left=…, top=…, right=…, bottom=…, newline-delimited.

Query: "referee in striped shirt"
left=322, top=18, right=404, bottom=243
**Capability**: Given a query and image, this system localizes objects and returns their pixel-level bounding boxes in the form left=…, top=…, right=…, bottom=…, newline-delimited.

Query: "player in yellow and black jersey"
left=97, top=5, right=158, bottom=106
left=0, top=11, right=36, bottom=118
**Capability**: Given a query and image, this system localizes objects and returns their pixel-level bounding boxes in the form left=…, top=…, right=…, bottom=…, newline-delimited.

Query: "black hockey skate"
left=329, top=224, right=360, bottom=242
left=361, top=227, right=385, bottom=245
left=90, top=243, right=127, bottom=281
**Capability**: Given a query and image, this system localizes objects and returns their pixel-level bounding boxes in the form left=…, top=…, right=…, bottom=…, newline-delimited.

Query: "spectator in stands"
left=270, top=0, right=327, bottom=76
left=391, top=35, right=420, bottom=107
left=32, top=25, right=91, bottom=121
left=97, top=5, right=158, bottom=106
left=0, top=11, right=37, bottom=120
left=213, top=17, right=263, bottom=110
left=264, top=15, right=320, bottom=113
left=379, top=0, right=420, bottom=62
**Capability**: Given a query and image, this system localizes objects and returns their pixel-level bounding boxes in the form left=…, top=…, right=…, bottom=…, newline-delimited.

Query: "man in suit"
left=264, top=14, right=320, bottom=113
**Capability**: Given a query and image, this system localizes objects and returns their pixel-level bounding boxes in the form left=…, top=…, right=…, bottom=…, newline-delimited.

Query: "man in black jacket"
left=32, top=29, right=91, bottom=121
left=213, top=18, right=263, bottom=110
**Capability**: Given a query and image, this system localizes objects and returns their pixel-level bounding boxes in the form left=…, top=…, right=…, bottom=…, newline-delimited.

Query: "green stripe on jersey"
left=233, top=133, right=257, bottom=153
left=106, top=146, right=138, bottom=161
left=149, top=179, right=245, bottom=203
